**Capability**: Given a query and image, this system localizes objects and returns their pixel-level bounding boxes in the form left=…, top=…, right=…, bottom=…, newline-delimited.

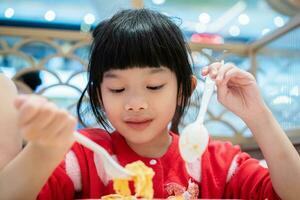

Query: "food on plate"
left=101, top=193, right=136, bottom=199
left=102, top=160, right=155, bottom=199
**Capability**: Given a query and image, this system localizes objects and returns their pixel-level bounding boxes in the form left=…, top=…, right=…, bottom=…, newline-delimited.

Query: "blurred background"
left=0, top=0, right=299, bottom=157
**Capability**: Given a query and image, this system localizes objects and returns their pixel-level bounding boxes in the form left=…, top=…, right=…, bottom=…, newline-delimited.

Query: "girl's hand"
left=14, top=95, right=77, bottom=153
left=202, top=62, right=268, bottom=122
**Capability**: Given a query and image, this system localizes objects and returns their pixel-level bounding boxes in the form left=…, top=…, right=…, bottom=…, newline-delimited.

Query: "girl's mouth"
left=125, top=119, right=153, bottom=130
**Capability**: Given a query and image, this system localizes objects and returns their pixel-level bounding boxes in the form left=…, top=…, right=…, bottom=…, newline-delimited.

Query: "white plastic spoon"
left=179, top=61, right=223, bottom=163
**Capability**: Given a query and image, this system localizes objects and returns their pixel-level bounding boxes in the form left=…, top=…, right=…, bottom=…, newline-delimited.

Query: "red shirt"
left=38, top=128, right=280, bottom=199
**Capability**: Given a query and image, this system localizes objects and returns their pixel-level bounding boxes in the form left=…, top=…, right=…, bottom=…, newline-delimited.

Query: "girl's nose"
left=125, top=97, right=148, bottom=112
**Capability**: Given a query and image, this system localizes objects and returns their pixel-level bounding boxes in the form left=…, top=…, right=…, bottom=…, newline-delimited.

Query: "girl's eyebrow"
left=103, top=72, right=118, bottom=79
left=103, top=68, right=167, bottom=79
left=149, top=68, right=167, bottom=74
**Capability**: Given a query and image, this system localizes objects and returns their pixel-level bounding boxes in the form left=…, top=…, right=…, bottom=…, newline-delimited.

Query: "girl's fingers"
left=17, top=95, right=47, bottom=126
left=15, top=94, right=77, bottom=150
left=22, top=108, right=76, bottom=144
left=201, top=62, right=223, bottom=78
left=216, top=79, right=228, bottom=103
left=215, top=63, right=234, bottom=84
left=55, top=116, right=77, bottom=144
left=21, top=125, right=41, bottom=141
left=209, top=67, right=218, bottom=79
left=221, top=67, right=244, bottom=86
left=209, top=62, right=223, bottom=79
left=14, top=95, right=27, bottom=110
left=47, top=110, right=74, bottom=139
left=201, top=66, right=209, bottom=76
left=30, top=102, right=58, bottom=130
left=36, top=102, right=58, bottom=129
left=210, top=62, right=223, bottom=70
left=47, top=115, right=76, bottom=148
left=201, top=62, right=243, bottom=88
left=216, top=67, right=241, bottom=102
left=21, top=110, right=62, bottom=142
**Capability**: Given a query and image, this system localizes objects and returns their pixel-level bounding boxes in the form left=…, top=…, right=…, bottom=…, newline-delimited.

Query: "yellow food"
left=102, top=160, right=155, bottom=200
left=101, top=194, right=136, bottom=200
left=125, top=161, right=155, bottom=199
left=167, top=195, right=184, bottom=200
left=113, top=178, right=131, bottom=196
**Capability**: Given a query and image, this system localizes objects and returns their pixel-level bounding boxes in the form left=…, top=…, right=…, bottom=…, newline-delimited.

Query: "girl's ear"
left=177, top=75, right=197, bottom=105
left=191, top=75, right=197, bottom=93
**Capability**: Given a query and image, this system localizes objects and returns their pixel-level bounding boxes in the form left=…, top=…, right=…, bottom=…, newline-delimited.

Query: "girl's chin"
left=125, top=135, right=154, bottom=145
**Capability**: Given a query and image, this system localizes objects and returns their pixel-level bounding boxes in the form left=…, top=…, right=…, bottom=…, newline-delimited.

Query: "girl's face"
left=101, top=67, right=178, bottom=145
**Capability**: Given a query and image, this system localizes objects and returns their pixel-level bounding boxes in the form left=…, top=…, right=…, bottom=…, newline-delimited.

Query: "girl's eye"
left=109, top=88, right=125, bottom=93
left=147, top=84, right=165, bottom=90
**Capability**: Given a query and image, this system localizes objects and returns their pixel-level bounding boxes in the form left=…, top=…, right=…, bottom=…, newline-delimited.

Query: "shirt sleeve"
left=224, top=152, right=281, bottom=199
left=37, top=161, right=75, bottom=200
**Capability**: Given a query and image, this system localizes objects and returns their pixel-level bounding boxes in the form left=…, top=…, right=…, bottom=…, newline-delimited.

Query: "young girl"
left=1, top=8, right=300, bottom=199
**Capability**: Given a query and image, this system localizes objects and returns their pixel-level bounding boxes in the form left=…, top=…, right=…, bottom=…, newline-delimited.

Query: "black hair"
left=77, top=8, right=193, bottom=132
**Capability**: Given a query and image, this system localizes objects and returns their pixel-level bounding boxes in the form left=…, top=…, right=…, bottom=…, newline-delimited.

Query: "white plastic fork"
left=73, top=131, right=133, bottom=179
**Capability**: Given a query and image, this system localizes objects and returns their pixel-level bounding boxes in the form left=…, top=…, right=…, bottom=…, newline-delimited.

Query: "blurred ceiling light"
left=4, top=8, right=14, bottom=18
left=84, top=13, right=95, bottom=25
left=229, top=25, right=240, bottom=36
left=152, top=0, right=165, bottom=5
left=273, top=16, right=285, bottom=27
left=198, top=13, right=211, bottom=24
left=44, top=10, right=56, bottom=21
left=261, top=28, right=270, bottom=35
left=272, top=96, right=291, bottom=105
left=238, top=13, right=250, bottom=25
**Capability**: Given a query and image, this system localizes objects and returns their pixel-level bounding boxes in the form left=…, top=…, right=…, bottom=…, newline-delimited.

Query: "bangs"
left=91, top=9, right=187, bottom=74
left=100, top=25, right=171, bottom=70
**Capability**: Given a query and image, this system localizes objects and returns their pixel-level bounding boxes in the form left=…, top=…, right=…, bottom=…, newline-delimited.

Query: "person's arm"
left=0, top=95, right=76, bottom=199
left=203, top=62, right=300, bottom=200
left=0, top=74, right=22, bottom=170
left=245, top=106, right=300, bottom=200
